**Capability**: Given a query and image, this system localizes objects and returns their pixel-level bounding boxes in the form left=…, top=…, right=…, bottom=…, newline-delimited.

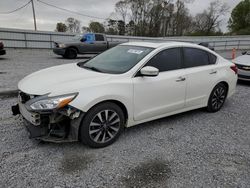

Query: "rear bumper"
left=0, top=49, right=6, bottom=55
left=53, top=48, right=66, bottom=56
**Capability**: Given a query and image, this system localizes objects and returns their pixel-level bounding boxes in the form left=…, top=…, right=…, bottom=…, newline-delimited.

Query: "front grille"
left=19, top=92, right=31, bottom=103
left=236, top=64, right=250, bottom=71
left=238, top=74, right=250, bottom=80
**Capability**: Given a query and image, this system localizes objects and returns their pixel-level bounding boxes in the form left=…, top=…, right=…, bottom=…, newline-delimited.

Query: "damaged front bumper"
left=11, top=92, right=84, bottom=143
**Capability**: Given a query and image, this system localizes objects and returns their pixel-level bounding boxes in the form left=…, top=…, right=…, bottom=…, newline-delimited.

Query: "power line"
left=31, top=0, right=37, bottom=30
left=37, top=0, right=106, bottom=20
left=0, top=0, right=31, bottom=14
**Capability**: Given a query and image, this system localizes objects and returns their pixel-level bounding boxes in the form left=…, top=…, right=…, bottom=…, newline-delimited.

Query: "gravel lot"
left=0, top=49, right=250, bottom=188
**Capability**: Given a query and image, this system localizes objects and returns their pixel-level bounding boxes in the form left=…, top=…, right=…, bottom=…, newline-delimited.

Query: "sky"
left=0, top=0, right=242, bottom=32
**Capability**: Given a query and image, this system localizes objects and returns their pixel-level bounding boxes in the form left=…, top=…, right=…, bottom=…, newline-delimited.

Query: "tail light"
left=230, top=64, right=238, bottom=74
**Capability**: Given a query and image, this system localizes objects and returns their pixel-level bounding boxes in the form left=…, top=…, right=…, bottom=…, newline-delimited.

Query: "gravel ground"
left=0, top=49, right=250, bottom=188
left=0, top=49, right=94, bottom=92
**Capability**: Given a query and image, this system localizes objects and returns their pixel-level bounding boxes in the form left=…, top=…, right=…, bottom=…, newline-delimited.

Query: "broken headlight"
left=30, top=94, right=77, bottom=110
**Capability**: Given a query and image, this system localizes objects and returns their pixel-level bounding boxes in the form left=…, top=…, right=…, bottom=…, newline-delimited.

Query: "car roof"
left=119, top=41, right=200, bottom=49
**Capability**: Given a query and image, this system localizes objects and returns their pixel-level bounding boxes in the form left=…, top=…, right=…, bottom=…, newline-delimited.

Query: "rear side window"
left=146, top=48, right=182, bottom=72
left=183, top=48, right=210, bottom=68
left=209, top=53, right=217, bottom=64
left=95, top=34, right=105, bottom=41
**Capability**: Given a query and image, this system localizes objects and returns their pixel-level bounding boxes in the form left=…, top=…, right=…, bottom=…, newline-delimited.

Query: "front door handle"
left=176, top=77, right=186, bottom=82
left=210, top=70, right=217, bottom=74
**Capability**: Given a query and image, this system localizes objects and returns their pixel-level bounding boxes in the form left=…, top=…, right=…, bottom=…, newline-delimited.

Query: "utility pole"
left=31, top=0, right=37, bottom=31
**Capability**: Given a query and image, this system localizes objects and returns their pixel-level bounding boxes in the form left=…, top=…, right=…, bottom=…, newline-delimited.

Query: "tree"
left=115, top=0, right=130, bottom=24
left=106, top=19, right=118, bottom=35
left=228, top=0, right=250, bottom=35
left=193, top=1, right=229, bottom=35
left=65, top=17, right=81, bottom=33
left=117, top=20, right=126, bottom=35
left=55, top=22, right=67, bottom=32
left=82, top=26, right=90, bottom=33
left=89, top=22, right=105, bottom=33
left=171, top=0, right=193, bottom=36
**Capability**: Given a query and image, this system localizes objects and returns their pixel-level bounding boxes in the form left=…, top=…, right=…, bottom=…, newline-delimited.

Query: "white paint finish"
left=184, top=65, right=219, bottom=107
left=234, top=55, right=250, bottom=66
left=133, top=69, right=186, bottom=121
left=18, top=42, right=237, bottom=127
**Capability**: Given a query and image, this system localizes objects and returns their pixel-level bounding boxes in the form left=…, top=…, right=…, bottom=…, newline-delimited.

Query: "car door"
left=183, top=47, right=218, bottom=107
left=94, top=34, right=108, bottom=52
left=133, top=48, right=187, bottom=122
left=79, top=33, right=95, bottom=53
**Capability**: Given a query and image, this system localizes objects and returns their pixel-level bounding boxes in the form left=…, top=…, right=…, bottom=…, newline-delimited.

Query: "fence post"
left=237, top=40, right=240, bottom=50
left=24, top=32, right=27, bottom=48
left=50, top=34, right=52, bottom=49
left=224, top=41, right=227, bottom=50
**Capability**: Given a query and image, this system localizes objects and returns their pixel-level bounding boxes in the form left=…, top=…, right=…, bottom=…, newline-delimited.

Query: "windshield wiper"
left=83, top=66, right=103, bottom=73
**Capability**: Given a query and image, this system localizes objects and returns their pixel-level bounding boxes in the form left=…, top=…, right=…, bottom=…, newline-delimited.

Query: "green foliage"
left=187, top=31, right=224, bottom=36
left=228, top=0, right=250, bottom=34
left=89, top=22, right=105, bottom=33
left=55, top=22, right=67, bottom=32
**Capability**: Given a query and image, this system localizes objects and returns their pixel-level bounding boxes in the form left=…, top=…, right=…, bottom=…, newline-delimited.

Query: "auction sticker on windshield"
left=127, top=49, right=144, bottom=54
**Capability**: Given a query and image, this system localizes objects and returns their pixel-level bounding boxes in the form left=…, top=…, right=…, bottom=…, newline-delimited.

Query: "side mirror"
left=80, top=38, right=86, bottom=42
left=242, top=51, right=247, bottom=55
left=140, top=66, right=159, bottom=77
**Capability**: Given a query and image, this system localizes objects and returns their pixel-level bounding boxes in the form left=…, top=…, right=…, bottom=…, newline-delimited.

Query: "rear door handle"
left=210, top=70, right=217, bottom=74
left=176, top=77, right=186, bottom=82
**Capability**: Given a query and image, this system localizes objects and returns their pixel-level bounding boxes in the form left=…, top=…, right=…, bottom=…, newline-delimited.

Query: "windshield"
left=72, top=34, right=84, bottom=41
left=80, top=45, right=154, bottom=74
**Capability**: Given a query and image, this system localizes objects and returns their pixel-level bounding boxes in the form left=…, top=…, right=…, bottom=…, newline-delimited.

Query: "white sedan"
left=12, top=42, right=238, bottom=148
left=233, top=51, right=250, bottom=81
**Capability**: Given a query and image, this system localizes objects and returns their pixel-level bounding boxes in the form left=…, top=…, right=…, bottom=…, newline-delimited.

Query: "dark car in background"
left=0, top=41, right=6, bottom=56
left=53, top=33, right=121, bottom=59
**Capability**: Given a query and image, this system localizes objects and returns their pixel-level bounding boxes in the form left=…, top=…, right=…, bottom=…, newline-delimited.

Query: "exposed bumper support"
left=12, top=103, right=85, bottom=143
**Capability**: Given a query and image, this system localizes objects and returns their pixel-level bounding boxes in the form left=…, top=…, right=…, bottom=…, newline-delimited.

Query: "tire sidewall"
left=65, top=48, right=77, bottom=59
left=207, top=83, right=227, bottom=112
left=79, top=102, right=125, bottom=148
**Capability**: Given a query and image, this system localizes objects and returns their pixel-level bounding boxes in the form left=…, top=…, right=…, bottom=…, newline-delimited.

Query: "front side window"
left=183, top=48, right=210, bottom=68
left=79, top=45, right=153, bottom=74
left=146, top=48, right=182, bottom=72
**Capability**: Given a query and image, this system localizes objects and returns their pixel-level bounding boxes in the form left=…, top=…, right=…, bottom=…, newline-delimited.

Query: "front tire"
left=64, top=48, right=77, bottom=59
left=79, top=102, right=125, bottom=148
left=207, top=83, right=227, bottom=112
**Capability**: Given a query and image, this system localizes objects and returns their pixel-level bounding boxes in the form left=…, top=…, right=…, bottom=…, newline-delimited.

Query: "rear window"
left=95, top=34, right=105, bottom=41
left=183, top=47, right=210, bottom=68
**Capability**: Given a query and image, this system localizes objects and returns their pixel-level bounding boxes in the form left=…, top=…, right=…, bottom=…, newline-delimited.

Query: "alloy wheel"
left=211, top=86, right=226, bottom=110
left=89, top=110, right=121, bottom=144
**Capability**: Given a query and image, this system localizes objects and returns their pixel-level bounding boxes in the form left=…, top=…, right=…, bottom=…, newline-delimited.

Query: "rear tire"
left=64, top=48, right=77, bottom=59
left=207, top=83, right=227, bottom=113
left=79, top=102, right=125, bottom=148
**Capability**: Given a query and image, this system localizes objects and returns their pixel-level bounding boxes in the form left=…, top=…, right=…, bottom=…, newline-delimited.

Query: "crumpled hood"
left=234, top=55, right=250, bottom=66
left=18, top=63, right=111, bottom=96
